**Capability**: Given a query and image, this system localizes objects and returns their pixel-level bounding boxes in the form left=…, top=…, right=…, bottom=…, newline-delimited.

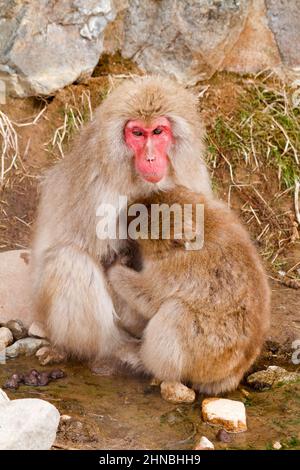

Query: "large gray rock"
left=223, top=0, right=281, bottom=74
left=122, top=0, right=250, bottom=83
left=0, top=0, right=299, bottom=96
left=0, top=398, right=60, bottom=450
left=5, top=337, right=49, bottom=358
left=266, top=0, right=300, bottom=67
left=0, top=0, right=122, bottom=96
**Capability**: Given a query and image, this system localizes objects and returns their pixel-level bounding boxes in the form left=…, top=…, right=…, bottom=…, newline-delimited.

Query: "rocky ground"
left=0, top=55, right=299, bottom=449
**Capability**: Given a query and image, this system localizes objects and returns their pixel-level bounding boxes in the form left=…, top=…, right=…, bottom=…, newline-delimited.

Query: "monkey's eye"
left=132, top=129, right=144, bottom=137
left=153, top=128, right=163, bottom=135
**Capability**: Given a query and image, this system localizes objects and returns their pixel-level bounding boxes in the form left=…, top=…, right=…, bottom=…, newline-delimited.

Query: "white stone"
left=160, top=381, right=195, bottom=404
left=0, top=389, right=10, bottom=403
left=60, top=414, right=72, bottom=422
left=195, top=436, right=215, bottom=450
left=202, top=398, right=247, bottom=433
left=0, top=327, right=13, bottom=347
left=28, top=322, right=47, bottom=339
left=0, top=398, right=60, bottom=450
left=5, top=338, right=49, bottom=358
left=273, top=441, right=282, bottom=450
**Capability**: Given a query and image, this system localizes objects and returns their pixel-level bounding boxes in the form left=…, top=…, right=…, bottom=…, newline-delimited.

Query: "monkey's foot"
left=114, top=339, right=144, bottom=373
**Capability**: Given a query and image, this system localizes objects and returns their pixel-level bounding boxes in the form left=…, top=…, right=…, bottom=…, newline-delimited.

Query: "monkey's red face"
left=124, top=117, right=172, bottom=183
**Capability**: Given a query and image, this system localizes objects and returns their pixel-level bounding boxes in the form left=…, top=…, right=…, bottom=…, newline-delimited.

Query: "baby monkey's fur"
left=108, top=186, right=270, bottom=394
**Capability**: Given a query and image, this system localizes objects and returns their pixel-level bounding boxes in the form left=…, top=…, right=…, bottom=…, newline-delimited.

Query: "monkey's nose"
left=146, top=154, right=155, bottom=162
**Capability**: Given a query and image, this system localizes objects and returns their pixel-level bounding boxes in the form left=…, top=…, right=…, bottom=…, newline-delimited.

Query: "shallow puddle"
left=1, top=356, right=300, bottom=450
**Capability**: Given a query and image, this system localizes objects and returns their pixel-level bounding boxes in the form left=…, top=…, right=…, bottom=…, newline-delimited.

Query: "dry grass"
left=0, top=110, right=20, bottom=183
left=206, top=72, right=300, bottom=281
left=0, top=106, right=47, bottom=184
left=0, top=105, right=46, bottom=249
left=49, top=90, right=93, bottom=160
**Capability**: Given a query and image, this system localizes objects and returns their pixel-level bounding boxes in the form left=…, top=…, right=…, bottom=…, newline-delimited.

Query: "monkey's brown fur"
left=31, top=75, right=270, bottom=393
left=108, top=186, right=270, bottom=394
left=31, top=76, right=211, bottom=365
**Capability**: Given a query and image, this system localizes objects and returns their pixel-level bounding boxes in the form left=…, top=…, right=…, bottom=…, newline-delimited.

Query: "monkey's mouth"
left=136, top=161, right=167, bottom=184
left=141, top=172, right=165, bottom=183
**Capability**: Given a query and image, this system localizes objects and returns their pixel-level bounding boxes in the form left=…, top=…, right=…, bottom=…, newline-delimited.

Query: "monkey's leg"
left=34, top=244, right=136, bottom=361
left=140, top=299, right=186, bottom=382
left=193, top=373, right=243, bottom=396
left=140, top=302, right=248, bottom=393
left=112, top=292, right=148, bottom=338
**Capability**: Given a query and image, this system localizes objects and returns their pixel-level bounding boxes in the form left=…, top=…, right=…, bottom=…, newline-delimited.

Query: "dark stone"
left=50, top=369, right=65, bottom=380
left=216, top=428, right=232, bottom=443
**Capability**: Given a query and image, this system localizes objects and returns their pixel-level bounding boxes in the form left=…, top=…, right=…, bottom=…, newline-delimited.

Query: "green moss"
left=207, top=78, right=300, bottom=190
left=283, top=436, right=300, bottom=449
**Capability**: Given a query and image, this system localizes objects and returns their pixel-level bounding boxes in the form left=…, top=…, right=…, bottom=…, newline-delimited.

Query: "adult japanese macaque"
left=31, top=76, right=212, bottom=367
left=108, top=186, right=270, bottom=394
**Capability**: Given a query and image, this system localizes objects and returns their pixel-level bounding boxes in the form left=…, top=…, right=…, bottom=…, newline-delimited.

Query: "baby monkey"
left=108, top=186, right=270, bottom=394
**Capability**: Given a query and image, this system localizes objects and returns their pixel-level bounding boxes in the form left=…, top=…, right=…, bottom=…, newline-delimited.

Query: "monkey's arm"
left=108, top=264, right=160, bottom=320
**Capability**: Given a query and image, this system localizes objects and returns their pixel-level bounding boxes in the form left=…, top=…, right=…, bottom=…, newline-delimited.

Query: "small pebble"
left=24, top=372, right=39, bottom=386
left=28, top=321, right=47, bottom=339
left=11, top=373, right=24, bottom=383
left=50, top=369, right=65, bottom=380
left=160, top=381, right=195, bottom=404
left=0, top=327, right=14, bottom=348
left=273, top=441, right=282, bottom=450
left=194, top=436, right=214, bottom=450
left=36, top=346, right=65, bottom=366
left=60, top=415, right=72, bottom=422
left=240, top=388, right=250, bottom=398
left=24, top=369, right=50, bottom=387
left=216, top=428, right=232, bottom=443
left=38, top=372, right=50, bottom=386
left=5, top=320, right=27, bottom=341
left=3, top=377, right=20, bottom=390
left=3, top=372, right=24, bottom=390
left=30, top=369, right=39, bottom=378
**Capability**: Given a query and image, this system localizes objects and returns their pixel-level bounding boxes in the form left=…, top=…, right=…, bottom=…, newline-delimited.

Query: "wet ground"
left=1, top=355, right=299, bottom=450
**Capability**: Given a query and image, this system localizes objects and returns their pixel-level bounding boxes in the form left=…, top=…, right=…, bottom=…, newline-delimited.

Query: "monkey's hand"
left=107, top=263, right=131, bottom=286
left=107, top=263, right=158, bottom=320
left=101, top=248, right=118, bottom=272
